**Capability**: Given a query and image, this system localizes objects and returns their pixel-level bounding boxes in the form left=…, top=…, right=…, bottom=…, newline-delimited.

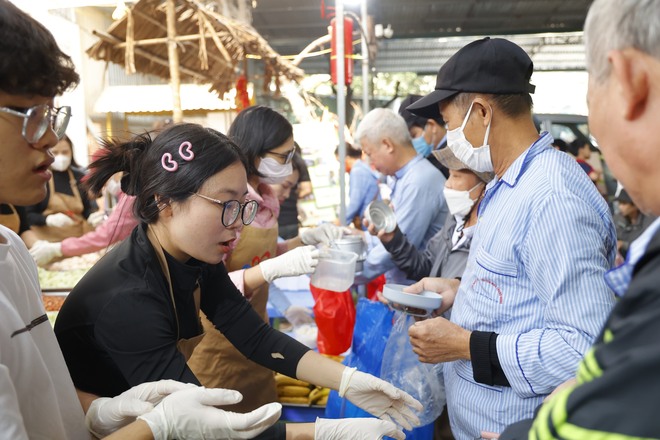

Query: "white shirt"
left=0, top=225, right=90, bottom=440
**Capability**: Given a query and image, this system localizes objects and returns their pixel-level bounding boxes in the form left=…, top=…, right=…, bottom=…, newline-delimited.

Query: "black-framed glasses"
left=193, top=193, right=259, bottom=227
left=265, top=148, right=295, bottom=164
left=0, top=104, right=71, bottom=144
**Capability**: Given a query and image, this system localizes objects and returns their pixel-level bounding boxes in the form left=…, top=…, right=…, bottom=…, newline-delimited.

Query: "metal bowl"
left=365, top=200, right=396, bottom=233
left=333, top=235, right=366, bottom=256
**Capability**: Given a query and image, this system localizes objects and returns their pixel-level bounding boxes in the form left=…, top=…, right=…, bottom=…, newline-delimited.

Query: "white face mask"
left=446, top=101, right=494, bottom=173
left=51, top=154, right=72, bottom=172
left=257, top=156, right=293, bottom=184
left=443, top=181, right=483, bottom=218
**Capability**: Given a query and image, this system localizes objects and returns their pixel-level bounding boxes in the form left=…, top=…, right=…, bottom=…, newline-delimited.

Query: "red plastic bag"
left=366, top=274, right=386, bottom=301
left=310, top=284, right=356, bottom=355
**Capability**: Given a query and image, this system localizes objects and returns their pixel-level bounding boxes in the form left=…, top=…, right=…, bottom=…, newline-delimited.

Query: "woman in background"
left=22, top=135, right=100, bottom=248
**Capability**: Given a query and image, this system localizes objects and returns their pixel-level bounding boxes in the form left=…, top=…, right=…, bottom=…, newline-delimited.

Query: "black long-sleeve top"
left=55, top=223, right=311, bottom=397
left=25, top=167, right=96, bottom=226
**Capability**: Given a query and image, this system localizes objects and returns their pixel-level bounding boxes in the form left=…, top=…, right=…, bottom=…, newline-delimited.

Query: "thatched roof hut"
left=87, top=0, right=304, bottom=97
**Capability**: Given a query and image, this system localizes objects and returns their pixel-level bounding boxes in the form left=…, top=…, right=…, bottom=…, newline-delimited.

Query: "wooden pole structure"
left=165, top=0, right=183, bottom=122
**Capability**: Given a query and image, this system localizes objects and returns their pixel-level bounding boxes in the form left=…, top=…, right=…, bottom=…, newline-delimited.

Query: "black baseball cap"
left=407, top=37, right=536, bottom=119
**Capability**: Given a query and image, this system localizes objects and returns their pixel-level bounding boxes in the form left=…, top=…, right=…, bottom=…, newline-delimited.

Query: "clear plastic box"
left=310, top=248, right=358, bottom=292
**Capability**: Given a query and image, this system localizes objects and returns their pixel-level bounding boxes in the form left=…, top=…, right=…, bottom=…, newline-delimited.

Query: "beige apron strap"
left=146, top=226, right=205, bottom=361
left=0, top=204, right=21, bottom=234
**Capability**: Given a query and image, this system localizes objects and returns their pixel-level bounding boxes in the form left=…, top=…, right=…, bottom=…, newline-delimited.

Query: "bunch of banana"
left=275, top=374, right=332, bottom=406
left=308, top=386, right=330, bottom=406
left=275, top=374, right=313, bottom=405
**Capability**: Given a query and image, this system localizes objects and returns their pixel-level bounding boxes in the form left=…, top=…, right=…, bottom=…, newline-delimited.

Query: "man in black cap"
left=398, top=94, right=449, bottom=177
left=404, top=37, right=616, bottom=438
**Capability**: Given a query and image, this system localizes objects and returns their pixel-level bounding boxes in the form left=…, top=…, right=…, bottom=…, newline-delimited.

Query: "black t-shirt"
left=55, top=224, right=310, bottom=398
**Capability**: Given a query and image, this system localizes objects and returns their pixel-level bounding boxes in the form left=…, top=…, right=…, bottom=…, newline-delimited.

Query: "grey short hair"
left=585, top=0, right=660, bottom=83
left=355, top=108, right=412, bottom=148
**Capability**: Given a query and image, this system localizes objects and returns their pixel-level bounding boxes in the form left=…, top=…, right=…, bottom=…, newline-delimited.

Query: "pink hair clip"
left=161, top=141, right=195, bottom=172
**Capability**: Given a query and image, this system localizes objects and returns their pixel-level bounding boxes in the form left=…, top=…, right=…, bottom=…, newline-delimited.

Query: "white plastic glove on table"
left=29, top=240, right=62, bottom=266
left=45, top=212, right=76, bottom=227
left=87, top=211, right=106, bottom=227
left=259, top=245, right=319, bottom=283
left=85, top=380, right=195, bottom=438
left=315, top=417, right=405, bottom=440
left=300, top=224, right=348, bottom=246
left=339, top=367, right=423, bottom=431
left=138, top=387, right=282, bottom=440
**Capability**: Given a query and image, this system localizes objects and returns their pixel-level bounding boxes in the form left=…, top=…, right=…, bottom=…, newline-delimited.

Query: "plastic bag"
left=380, top=312, right=445, bottom=426
left=325, top=299, right=436, bottom=439
left=325, top=298, right=393, bottom=419
left=310, top=284, right=356, bottom=355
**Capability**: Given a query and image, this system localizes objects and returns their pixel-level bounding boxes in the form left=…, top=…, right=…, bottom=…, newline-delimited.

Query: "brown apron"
left=0, top=204, right=20, bottom=234
left=146, top=227, right=206, bottom=361
left=188, top=223, right=279, bottom=412
left=29, top=170, right=94, bottom=242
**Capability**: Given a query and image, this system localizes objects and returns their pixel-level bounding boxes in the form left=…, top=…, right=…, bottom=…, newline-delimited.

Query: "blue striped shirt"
left=445, top=133, right=616, bottom=439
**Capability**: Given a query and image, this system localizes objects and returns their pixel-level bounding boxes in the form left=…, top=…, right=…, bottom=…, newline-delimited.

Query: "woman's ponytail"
left=84, top=132, right=153, bottom=197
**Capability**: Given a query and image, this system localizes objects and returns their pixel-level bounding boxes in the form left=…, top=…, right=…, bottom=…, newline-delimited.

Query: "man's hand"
left=408, top=317, right=471, bottom=363
left=363, top=218, right=396, bottom=244
left=404, top=277, right=460, bottom=314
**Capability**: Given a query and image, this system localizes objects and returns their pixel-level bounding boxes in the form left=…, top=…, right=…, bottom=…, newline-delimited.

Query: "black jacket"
left=500, top=227, right=660, bottom=439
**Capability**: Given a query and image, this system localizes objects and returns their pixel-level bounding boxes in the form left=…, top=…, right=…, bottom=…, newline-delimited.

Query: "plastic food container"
left=310, top=249, right=358, bottom=292
left=365, top=200, right=396, bottom=233
left=382, top=283, right=442, bottom=317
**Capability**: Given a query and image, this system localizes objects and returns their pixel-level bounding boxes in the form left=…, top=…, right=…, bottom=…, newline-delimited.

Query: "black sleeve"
left=24, top=187, right=50, bottom=226
left=470, top=331, right=510, bottom=387
left=201, top=264, right=311, bottom=379
left=383, top=226, right=437, bottom=280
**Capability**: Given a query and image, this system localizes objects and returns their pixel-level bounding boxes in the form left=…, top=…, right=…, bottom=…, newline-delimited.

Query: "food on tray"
left=38, top=267, right=87, bottom=290
left=42, top=294, right=67, bottom=312
left=275, top=373, right=332, bottom=407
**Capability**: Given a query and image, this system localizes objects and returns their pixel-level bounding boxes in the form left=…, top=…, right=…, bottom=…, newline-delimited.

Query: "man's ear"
left=382, top=137, right=396, bottom=154
left=610, top=48, right=650, bottom=121
left=472, top=97, right=492, bottom=128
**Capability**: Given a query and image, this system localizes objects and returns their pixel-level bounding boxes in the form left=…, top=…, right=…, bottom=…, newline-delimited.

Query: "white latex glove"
left=259, top=245, right=320, bottom=283
left=339, top=367, right=423, bottom=431
left=86, top=380, right=195, bottom=438
left=45, top=212, right=76, bottom=227
left=138, top=387, right=282, bottom=440
left=29, top=240, right=62, bottom=266
left=315, top=417, right=405, bottom=440
left=300, top=223, right=349, bottom=246
left=87, top=210, right=106, bottom=227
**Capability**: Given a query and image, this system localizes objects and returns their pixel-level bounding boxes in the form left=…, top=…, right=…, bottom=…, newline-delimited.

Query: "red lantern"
left=235, top=74, right=249, bottom=110
left=330, top=17, right=353, bottom=86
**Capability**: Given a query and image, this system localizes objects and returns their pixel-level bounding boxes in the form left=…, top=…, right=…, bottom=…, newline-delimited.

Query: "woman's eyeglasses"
left=192, top=193, right=259, bottom=227
left=0, top=104, right=71, bottom=144
left=265, top=148, right=295, bottom=164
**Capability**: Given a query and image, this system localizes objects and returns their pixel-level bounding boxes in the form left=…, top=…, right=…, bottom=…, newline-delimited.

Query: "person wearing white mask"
left=187, top=105, right=348, bottom=412
left=368, top=147, right=492, bottom=284
left=29, top=172, right=140, bottom=266
left=22, top=135, right=101, bottom=249
left=367, top=147, right=492, bottom=440
left=404, top=37, right=617, bottom=438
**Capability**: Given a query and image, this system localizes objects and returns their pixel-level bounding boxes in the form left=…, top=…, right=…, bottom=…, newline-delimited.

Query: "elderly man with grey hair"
left=498, top=0, right=660, bottom=438
left=356, top=107, right=447, bottom=284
